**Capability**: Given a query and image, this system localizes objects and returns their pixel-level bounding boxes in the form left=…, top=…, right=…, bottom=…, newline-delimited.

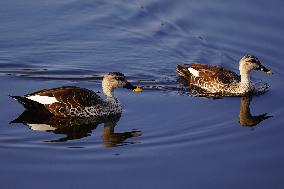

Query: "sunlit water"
left=1, top=0, right=284, bottom=188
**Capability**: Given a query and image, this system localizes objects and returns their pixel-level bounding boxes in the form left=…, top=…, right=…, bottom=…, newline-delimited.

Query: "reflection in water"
left=10, top=110, right=141, bottom=146
left=239, top=96, right=272, bottom=127
left=177, top=77, right=272, bottom=127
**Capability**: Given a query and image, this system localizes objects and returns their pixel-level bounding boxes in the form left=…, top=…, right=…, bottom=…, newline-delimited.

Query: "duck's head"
left=239, top=54, right=272, bottom=74
left=102, top=72, right=142, bottom=97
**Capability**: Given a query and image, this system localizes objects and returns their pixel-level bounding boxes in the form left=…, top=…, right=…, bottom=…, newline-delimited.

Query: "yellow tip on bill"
left=266, top=70, right=273, bottom=74
left=133, top=87, right=142, bottom=92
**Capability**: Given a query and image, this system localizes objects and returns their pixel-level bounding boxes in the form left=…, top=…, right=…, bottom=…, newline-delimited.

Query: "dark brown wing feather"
left=25, top=86, right=103, bottom=117
left=26, top=86, right=103, bottom=107
left=190, top=64, right=240, bottom=84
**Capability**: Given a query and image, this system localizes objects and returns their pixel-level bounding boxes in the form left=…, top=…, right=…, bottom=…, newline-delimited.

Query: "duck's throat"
left=240, top=70, right=251, bottom=92
left=102, top=84, right=114, bottom=97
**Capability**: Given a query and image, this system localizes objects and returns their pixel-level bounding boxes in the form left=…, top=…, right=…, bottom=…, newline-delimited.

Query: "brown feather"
left=25, top=86, right=103, bottom=116
left=190, top=64, right=240, bottom=84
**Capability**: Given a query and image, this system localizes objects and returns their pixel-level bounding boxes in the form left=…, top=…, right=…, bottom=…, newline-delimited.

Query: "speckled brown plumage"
left=12, top=86, right=122, bottom=117
left=188, top=64, right=240, bottom=84
left=177, top=64, right=242, bottom=95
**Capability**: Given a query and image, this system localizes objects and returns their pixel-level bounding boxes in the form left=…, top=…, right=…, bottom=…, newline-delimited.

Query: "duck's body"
left=177, top=55, right=272, bottom=96
left=12, top=86, right=122, bottom=117
left=11, top=72, right=141, bottom=118
left=178, top=63, right=243, bottom=95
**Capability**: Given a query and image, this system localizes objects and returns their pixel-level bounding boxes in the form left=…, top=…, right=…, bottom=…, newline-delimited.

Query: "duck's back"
left=27, top=86, right=103, bottom=107
left=190, top=64, right=240, bottom=84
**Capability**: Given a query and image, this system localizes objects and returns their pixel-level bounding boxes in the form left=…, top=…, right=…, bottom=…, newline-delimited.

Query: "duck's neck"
left=239, top=68, right=251, bottom=92
left=102, top=83, right=114, bottom=98
left=240, top=70, right=250, bottom=84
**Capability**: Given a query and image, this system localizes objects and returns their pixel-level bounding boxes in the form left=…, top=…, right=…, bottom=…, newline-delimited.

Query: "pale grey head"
left=102, top=72, right=142, bottom=97
left=239, top=54, right=272, bottom=74
left=238, top=54, right=272, bottom=93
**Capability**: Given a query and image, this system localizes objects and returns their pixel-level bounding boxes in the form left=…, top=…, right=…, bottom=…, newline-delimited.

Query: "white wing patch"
left=26, top=95, right=59, bottom=104
left=188, top=67, right=200, bottom=77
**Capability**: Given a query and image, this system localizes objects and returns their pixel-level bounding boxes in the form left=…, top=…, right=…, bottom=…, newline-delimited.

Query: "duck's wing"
left=190, top=64, right=241, bottom=84
left=25, top=86, right=103, bottom=107
left=12, top=86, right=103, bottom=116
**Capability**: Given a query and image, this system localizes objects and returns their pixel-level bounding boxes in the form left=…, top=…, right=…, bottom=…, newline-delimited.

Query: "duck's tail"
left=9, top=95, right=46, bottom=111
left=176, top=65, right=191, bottom=78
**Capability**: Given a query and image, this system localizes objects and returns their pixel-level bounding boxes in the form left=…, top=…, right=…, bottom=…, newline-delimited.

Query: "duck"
left=176, top=55, right=272, bottom=96
left=10, top=72, right=142, bottom=117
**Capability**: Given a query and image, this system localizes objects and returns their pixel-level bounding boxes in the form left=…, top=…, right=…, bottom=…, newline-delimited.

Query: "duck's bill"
left=123, top=82, right=142, bottom=92
left=258, top=65, right=273, bottom=74
left=133, top=87, right=142, bottom=92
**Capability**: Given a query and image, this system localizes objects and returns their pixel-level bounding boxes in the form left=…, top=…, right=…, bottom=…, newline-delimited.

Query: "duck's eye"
left=115, top=77, right=124, bottom=81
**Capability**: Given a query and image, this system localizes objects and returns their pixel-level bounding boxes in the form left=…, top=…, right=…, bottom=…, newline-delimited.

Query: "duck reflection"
left=239, top=96, right=272, bottom=127
left=10, top=111, right=141, bottom=146
left=178, top=77, right=272, bottom=127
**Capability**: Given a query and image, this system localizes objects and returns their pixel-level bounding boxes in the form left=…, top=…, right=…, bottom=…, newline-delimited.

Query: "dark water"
left=1, top=0, right=284, bottom=188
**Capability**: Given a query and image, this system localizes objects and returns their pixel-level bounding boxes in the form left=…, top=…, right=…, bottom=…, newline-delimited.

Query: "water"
left=1, top=0, right=284, bottom=188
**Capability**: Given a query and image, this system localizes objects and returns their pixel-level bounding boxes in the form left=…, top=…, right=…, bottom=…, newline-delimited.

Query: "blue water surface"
left=0, top=0, right=284, bottom=188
